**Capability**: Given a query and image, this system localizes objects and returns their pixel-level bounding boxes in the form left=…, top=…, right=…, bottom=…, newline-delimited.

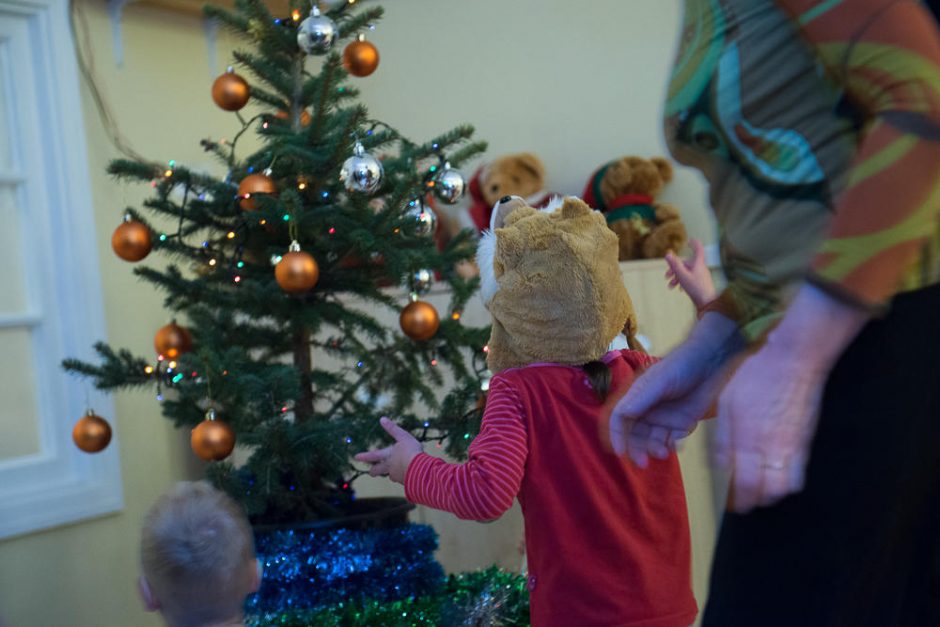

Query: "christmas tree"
left=63, top=0, right=491, bottom=526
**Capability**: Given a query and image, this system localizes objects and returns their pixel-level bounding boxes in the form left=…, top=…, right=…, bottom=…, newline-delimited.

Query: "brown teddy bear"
left=467, top=152, right=553, bottom=232
left=582, top=156, right=687, bottom=261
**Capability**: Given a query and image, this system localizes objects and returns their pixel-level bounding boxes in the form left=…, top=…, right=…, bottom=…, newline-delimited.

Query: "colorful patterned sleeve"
left=775, top=0, right=940, bottom=309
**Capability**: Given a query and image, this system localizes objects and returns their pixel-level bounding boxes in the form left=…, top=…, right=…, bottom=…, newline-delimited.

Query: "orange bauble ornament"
left=211, top=68, right=250, bottom=111
left=154, top=322, right=193, bottom=358
left=342, top=34, right=379, bottom=77
left=274, top=109, right=312, bottom=127
left=191, top=409, right=235, bottom=461
left=400, top=300, right=439, bottom=341
left=72, top=410, right=112, bottom=453
left=275, top=241, right=319, bottom=293
left=238, top=171, right=277, bottom=211
left=111, top=216, right=152, bottom=262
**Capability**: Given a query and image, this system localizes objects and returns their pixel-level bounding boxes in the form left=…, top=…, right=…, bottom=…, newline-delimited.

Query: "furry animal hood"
left=477, top=196, right=636, bottom=373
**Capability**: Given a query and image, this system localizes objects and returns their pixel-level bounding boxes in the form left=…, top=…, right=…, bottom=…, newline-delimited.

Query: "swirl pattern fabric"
left=667, top=0, right=940, bottom=337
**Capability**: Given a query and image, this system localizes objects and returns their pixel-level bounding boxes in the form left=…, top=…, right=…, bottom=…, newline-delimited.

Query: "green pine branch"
left=62, top=343, right=152, bottom=390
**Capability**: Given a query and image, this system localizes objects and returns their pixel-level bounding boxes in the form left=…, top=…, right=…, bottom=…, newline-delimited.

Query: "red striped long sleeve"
left=404, top=376, right=527, bottom=521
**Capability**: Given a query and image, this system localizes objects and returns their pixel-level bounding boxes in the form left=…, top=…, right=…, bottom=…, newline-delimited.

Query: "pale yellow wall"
left=355, top=0, right=715, bottom=244
left=0, top=1, right=718, bottom=625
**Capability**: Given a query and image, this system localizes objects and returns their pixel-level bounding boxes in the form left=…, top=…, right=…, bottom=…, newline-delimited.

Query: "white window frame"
left=0, top=0, right=122, bottom=540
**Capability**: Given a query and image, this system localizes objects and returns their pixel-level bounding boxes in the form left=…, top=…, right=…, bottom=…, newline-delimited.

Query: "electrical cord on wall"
left=68, top=0, right=151, bottom=164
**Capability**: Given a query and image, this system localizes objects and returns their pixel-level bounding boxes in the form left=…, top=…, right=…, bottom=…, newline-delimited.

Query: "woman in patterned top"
left=610, top=1, right=940, bottom=625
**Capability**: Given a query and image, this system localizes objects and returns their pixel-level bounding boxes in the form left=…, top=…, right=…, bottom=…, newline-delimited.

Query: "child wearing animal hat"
left=358, top=196, right=707, bottom=626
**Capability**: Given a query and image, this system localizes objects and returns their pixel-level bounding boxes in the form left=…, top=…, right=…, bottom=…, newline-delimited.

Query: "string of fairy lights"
left=74, top=1, right=492, bottom=467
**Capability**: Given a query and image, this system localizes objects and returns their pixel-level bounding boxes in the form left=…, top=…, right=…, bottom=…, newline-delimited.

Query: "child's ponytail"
left=582, top=361, right=612, bottom=402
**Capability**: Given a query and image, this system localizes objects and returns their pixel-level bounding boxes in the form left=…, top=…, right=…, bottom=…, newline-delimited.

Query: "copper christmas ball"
left=400, top=300, right=439, bottom=341
left=72, top=411, right=112, bottom=453
left=274, top=109, right=312, bottom=126
left=276, top=250, right=320, bottom=293
left=211, top=70, right=250, bottom=111
left=154, top=322, right=193, bottom=358
left=111, top=219, right=152, bottom=262
left=238, top=173, right=277, bottom=211
left=342, top=37, right=379, bottom=77
left=191, top=417, right=235, bottom=461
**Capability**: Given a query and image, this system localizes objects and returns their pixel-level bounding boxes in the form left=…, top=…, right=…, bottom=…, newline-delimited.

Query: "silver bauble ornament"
left=340, top=141, right=383, bottom=194
left=411, top=268, right=434, bottom=295
left=297, top=7, right=338, bottom=55
left=404, top=200, right=437, bottom=236
left=434, top=162, right=466, bottom=204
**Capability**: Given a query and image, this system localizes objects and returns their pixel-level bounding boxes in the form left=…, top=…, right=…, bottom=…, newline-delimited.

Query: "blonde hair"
left=141, top=481, right=256, bottom=627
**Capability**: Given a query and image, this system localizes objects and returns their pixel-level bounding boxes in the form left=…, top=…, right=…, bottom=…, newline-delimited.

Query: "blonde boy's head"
left=140, top=481, right=259, bottom=627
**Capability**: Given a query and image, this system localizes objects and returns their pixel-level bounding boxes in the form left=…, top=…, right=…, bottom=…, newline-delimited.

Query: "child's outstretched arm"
left=665, top=238, right=716, bottom=312
left=355, top=378, right=527, bottom=521
left=354, top=417, right=424, bottom=483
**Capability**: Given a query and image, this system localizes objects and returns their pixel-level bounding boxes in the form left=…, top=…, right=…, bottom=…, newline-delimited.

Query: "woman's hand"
left=715, top=283, right=870, bottom=512
left=714, top=339, right=827, bottom=511
left=354, top=417, right=423, bottom=484
left=609, top=311, right=743, bottom=467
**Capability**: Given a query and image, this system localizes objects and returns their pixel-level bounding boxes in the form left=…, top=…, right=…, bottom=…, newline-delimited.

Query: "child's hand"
left=665, top=239, right=716, bottom=310
left=354, top=417, right=423, bottom=484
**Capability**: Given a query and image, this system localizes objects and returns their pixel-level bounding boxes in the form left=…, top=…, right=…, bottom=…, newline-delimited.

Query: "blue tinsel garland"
left=247, top=567, right=531, bottom=627
left=248, top=523, right=445, bottom=613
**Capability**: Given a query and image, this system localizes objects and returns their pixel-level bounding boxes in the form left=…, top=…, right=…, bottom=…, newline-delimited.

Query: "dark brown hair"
left=582, top=360, right=612, bottom=402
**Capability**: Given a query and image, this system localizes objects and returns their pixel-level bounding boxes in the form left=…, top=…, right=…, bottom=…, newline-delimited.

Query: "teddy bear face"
left=477, top=196, right=634, bottom=373
left=599, top=156, right=674, bottom=205
left=480, top=153, right=546, bottom=207
left=583, top=155, right=687, bottom=261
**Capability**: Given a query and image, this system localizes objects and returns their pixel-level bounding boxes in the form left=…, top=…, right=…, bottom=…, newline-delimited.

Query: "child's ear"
left=138, top=576, right=161, bottom=612
left=251, top=558, right=263, bottom=593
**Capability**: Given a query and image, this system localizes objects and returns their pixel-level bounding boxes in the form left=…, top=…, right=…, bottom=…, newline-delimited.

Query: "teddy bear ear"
left=651, top=157, right=674, bottom=183
left=513, top=152, right=546, bottom=181
left=559, top=197, right=592, bottom=220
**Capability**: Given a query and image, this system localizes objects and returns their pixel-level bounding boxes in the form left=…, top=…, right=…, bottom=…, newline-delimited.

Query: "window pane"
left=0, top=327, right=40, bottom=459
left=0, top=184, right=27, bottom=313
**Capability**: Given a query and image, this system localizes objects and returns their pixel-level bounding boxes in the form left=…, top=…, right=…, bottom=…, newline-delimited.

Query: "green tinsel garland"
left=247, top=567, right=530, bottom=626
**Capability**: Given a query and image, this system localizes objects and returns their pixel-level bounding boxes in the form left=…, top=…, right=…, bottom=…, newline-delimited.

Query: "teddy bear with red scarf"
left=583, top=155, right=687, bottom=261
